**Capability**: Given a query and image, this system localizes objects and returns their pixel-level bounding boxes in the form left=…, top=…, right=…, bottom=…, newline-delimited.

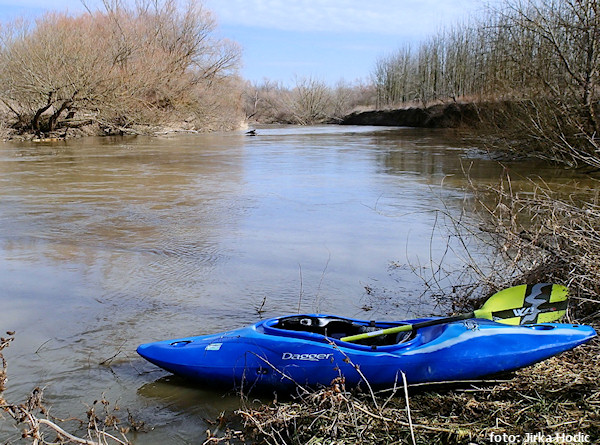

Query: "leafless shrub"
left=410, top=166, right=600, bottom=322
left=242, top=80, right=294, bottom=123
left=467, top=170, right=600, bottom=320
left=0, top=0, right=243, bottom=136
left=286, top=76, right=333, bottom=125
left=243, top=78, right=376, bottom=125
left=330, top=79, right=376, bottom=121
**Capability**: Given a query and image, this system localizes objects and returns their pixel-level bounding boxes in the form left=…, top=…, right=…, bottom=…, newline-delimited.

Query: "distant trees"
left=372, top=21, right=498, bottom=108
left=373, top=0, right=600, bottom=168
left=288, top=76, right=332, bottom=125
left=243, top=77, right=375, bottom=125
left=0, top=0, right=242, bottom=136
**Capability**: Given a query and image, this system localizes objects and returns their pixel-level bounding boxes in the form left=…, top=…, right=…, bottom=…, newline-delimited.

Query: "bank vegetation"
left=0, top=0, right=243, bottom=139
left=373, top=0, right=600, bottom=170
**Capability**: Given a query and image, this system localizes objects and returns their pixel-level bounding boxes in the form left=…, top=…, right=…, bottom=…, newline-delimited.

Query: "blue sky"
left=0, top=0, right=491, bottom=86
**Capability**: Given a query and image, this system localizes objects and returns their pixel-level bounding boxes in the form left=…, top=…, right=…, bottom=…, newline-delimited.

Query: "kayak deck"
left=267, top=314, right=418, bottom=346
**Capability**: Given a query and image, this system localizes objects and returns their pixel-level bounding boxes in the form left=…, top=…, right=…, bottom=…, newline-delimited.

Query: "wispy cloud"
left=204, top=0, right=487, bottom=36
left=1, top=0, right=489, bottom=35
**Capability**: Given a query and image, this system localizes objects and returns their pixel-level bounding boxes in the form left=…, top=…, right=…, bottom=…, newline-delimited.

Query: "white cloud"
left=204, top=0, right=488, bottom=36
left=1, top=0, right=489, bottom=35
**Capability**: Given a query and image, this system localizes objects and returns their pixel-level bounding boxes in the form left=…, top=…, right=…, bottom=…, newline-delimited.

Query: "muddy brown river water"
left=0, top=125, right=580, bottom=443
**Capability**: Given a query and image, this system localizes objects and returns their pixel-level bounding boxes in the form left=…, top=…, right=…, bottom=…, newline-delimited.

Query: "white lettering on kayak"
left=282, top=352, right=333, bottom=361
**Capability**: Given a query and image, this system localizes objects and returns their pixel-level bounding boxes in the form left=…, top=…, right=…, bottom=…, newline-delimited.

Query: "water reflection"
left=136, top=375, right=243, bottom=443
left=0, top=125, right=584, bottom=443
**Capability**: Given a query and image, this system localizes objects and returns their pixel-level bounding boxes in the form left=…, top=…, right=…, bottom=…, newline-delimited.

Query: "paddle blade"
left=476, top=283, right=568, bottom=325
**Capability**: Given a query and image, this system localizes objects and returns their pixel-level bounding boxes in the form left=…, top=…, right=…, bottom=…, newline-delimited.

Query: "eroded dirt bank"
left=341, top=102, right=484, bottom=128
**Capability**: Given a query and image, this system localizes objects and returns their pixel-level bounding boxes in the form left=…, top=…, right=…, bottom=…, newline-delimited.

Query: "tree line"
left=373, top=0, right=600, bottom=168
left=1, top=0, right=598, bottom=170
left=242, top=77, right=375, bottom=125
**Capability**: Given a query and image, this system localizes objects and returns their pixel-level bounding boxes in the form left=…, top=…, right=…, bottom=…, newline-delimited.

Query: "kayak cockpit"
left=263, top=315, right=418, bottom=347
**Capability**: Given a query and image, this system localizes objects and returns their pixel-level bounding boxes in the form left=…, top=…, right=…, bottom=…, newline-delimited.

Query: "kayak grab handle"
left=526, top=325, right=555, bottom=330
left=170, top=340, right=192, bottom=347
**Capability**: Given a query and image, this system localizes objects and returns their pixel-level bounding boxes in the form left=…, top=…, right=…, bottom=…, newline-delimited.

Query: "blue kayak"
left=137, top=314, right=596, bottom=391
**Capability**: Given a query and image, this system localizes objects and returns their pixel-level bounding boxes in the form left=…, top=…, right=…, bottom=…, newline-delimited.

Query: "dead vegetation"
left=0, top=332, right=143, bottom=444
left=199, top=335, right=598, bottom=444
left=461, top=169, right=600, bottom=322
left=0, top=0, right=243, bottom=139
left=242, top=77, right=376, bottom=125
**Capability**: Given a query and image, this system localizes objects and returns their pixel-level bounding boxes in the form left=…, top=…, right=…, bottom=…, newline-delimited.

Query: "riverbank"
left=0, top=101, right=500, bottom=142
left=0, top=113, right=246, bottom=142
left=0, top=101, right=545, bottom=142
left=340, top=102, right=485, bottom=128
left=222, top=333, right=599, bottom=444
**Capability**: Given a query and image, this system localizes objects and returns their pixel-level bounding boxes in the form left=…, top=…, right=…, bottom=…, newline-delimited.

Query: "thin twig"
left=401, top=371, right=416, bottom=445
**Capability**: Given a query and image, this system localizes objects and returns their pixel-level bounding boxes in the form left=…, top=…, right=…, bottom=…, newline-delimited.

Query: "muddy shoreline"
left=1, top=102, right=490, bottom=142
left=340, top=102, right=484, bottom=128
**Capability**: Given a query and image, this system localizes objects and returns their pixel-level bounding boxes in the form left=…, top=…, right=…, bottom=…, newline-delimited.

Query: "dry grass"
left=463, top=169, right=600, bottom=320
left=201, top=329, right=597, bottom=445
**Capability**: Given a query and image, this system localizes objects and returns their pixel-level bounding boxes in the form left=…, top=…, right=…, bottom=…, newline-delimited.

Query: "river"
left=0, top=125, right=577, bottom=443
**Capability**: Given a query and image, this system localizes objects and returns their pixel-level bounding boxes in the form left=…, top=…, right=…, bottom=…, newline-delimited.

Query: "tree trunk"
left=48, top=100, right=72, bottom=132
left=32, top=104, right=52, bottom=132
left=31, top=91, right=54, bottom=133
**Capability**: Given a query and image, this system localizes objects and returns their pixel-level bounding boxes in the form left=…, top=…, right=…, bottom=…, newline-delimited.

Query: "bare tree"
left=373, top=46, right=414, bottom=108
left=0, top=14, right=111, bottom=132
left=370, top=0, right=600, bottom=168
left=286, top=76, right=333, bottom=125
left=493, top=0, right=600, bottom=166
left=0, top=0, right=243, bottom=136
